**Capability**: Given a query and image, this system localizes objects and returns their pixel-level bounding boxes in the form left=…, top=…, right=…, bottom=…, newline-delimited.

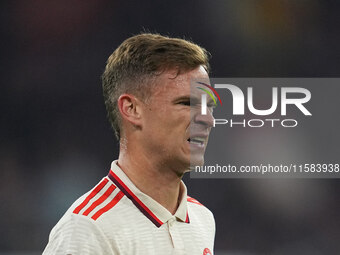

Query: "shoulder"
left=187, top=196, right=213, bottom=217
left=187, top=195, right=212, bottom=213
left=187, top=195, right=215, bottom=227
left=187, top=195, right=205, bottom=206
left=43, top=212, right=113, bottom=254
left=70, top=177, right=126, bottom=222
left=54, top=177, right=127, bottom=234
left=43, top=178, right=127, bottom=254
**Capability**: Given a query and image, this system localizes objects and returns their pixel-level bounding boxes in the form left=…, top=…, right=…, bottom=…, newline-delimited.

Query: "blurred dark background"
left=1, top=0, right=339, bottom=254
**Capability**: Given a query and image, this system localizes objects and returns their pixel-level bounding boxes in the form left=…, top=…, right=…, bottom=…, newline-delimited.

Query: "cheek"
left=168, top=113, right=190, bottom=130
left=146, top=107, right=190, bottom=134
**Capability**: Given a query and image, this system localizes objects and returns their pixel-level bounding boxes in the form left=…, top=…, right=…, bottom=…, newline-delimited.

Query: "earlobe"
left=117, top=94, right=142, bottom=127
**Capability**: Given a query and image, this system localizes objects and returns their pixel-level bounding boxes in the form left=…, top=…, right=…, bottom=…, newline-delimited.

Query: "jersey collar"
left=108, top=161, right=190, bottom=228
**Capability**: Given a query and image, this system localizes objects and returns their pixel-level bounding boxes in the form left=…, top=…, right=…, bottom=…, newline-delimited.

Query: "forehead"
left=151, top=66, right=209, bottom=99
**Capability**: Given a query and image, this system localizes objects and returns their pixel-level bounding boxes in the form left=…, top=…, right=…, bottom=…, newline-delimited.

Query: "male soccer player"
left=43, top=33, right=215, bottom=255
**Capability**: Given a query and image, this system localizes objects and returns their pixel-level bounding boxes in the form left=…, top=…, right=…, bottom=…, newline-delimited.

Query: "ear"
left=117, top=94, right=143, bottom=128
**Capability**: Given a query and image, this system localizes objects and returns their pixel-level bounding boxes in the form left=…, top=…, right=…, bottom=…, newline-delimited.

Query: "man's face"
left=140, top=66, right=214, bottom=174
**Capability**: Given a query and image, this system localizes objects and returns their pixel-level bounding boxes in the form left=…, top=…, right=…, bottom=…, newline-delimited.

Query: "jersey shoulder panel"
left=43, top=213, right=115, bottom=255
left=187, top=195, right=205, bottom=206
left=43, top=177, right=127, bottom=254
left=69, top=177, right=125, bottom=222
left=186, top=195, right=216, bottom=250
left=187, top=195, right=215, bottom=227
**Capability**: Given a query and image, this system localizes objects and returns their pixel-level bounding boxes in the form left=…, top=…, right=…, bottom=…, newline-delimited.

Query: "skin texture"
left=117, top=66, right=214, bottom=214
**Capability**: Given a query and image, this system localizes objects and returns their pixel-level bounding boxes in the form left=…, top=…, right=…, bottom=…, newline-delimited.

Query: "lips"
left=187, top=133, right=209, bottom=148
left=188, top=137, right=206, bottom=146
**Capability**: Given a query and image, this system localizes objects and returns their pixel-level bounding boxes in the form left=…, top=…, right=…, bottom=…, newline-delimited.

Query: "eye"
left=207, top=103, right=216, bottom=109
left=178, top=100, right=191, bottom=106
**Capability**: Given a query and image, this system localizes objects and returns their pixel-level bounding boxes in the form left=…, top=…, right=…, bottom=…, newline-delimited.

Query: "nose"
left=193, top=108, right=214, bottom=128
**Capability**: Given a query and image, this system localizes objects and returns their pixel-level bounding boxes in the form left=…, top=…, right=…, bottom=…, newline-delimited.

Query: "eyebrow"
left=173, top=96, right=214, bottom=105
left=173, top=96, right=195, bottom=103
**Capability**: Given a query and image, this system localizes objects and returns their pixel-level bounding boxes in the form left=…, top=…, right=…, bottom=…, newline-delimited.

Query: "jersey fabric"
left=43, top=161, right=215, bottom=255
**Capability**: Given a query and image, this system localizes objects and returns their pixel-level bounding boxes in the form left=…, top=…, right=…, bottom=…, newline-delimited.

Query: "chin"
left=190, top=154, right=205, bottom=167
left=178, top=150, right=205, bottom=172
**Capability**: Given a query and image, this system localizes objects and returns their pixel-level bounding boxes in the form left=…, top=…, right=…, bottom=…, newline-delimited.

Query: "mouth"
left=187, top=137, right=206, bottom=148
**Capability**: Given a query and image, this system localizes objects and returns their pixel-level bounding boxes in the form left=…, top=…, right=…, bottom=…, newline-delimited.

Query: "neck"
left=117, top=141, right=183, bottom=214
